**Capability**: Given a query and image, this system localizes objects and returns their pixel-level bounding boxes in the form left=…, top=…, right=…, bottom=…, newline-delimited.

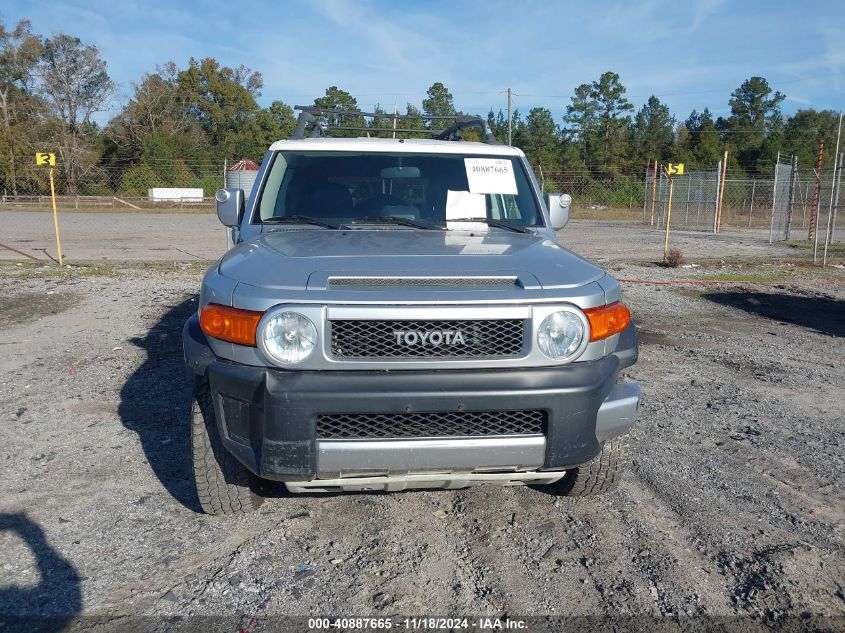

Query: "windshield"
left=256, top=151, right=543, bottom=227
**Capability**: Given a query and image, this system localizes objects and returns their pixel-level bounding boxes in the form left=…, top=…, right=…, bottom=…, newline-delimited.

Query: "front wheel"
left=190, top=376, right=263, bottom=515
left=553, top=432, right=629, bottom=497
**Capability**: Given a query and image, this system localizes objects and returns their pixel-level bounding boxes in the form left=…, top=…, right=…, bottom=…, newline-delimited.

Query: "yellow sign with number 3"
left=35, top=152, right=56, bottom=166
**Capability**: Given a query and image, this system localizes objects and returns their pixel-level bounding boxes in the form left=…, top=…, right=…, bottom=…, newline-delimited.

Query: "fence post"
left=716, top=150, right=728, bottom=232
left=642, top=163, right=649, bottom=223
left=663, top=172, right=675, bottom=261
left=823, top=151, right=843, bottom=265
left=769, top=152, right=779, bottom=243
left=684, top=173, right=691, bottom=226
left=649, top=160, right=658, bottom=225
left=785, top=155, right=798, bottom=241
left=809, top=140, right=824, bottom=248
left=714, top=160, right=721, bottom=233
left=748, top=178, right=756, bottom=227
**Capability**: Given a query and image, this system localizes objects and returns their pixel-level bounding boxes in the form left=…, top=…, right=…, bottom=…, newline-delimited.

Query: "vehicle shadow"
left=701, top=291, right=845, bottom=338
left=0, top=513, right=81, bottom=631
left=118, top=296, right=202, bottom=512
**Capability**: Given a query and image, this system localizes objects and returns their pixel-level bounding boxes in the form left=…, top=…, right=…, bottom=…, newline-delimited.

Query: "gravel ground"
left=3, top=210, right=843, bottom=265
left=1, top=249, right=844, bottom=631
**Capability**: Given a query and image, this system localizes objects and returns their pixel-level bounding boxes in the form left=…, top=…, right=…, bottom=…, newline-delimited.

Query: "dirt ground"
left=0, top=232, right=844, bottom=631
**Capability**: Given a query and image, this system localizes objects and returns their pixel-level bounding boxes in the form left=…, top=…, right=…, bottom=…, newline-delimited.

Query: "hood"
left=218, top=228, right=604, bottom=290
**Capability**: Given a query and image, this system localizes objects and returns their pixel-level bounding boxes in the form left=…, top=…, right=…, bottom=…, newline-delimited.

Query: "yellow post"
left=663, top=175, right=674, bottom=261
left=49, top=167, right=63, bottom=266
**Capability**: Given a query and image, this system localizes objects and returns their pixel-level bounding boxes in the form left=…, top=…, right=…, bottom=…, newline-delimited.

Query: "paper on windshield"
left=445, top=190, right=488, bottom=231
left=464, top=158, right=518, bottom=195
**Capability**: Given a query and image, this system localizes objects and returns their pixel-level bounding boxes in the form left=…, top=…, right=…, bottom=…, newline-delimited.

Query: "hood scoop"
left=327, top=276, right=520, bottom=290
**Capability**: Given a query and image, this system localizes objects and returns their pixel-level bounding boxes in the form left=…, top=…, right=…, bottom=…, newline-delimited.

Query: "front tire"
left=190, top=376, right=263, bottom=515
left=554, top=432, right=629, bottom=497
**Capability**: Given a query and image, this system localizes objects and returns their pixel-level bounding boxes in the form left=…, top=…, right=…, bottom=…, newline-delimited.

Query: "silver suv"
left=183, top=109, right=640, bottom=515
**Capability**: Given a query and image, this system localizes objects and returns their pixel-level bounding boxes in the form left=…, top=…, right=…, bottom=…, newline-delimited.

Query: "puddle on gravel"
left=0, top=292, right=79, bottom=326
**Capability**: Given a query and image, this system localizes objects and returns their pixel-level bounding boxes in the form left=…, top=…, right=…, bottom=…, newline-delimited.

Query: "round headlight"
left=538, top=311, right=586, bottom=360
left=261, top=311, right=317, bottom=365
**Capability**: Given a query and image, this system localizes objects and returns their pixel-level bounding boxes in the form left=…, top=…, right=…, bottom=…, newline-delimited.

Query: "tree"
left=630, top=95, right=674, bottom=164
left=681, top=108, right=722, bottom=168
left=177, top=57, right=264, bottom=158
left=487, top=109, right=507, bottom=142
left=36, top=34, right=115, bottom=194
left=400, top=103, right=428, bottom=138
left=422, top=82, right=456, bottom=123
left=0, top=19, right=43, bottom=195
left=519, top=107, right=561, bottom=172
left=105, top=63, right=203, bottom=168
left=563, top=73, right=633, bottom=175
left=563, top=83, right=598, bottom=166
left=591, top=71, right=634, bottom=173
left=313, top=85, right=360, bottom=136
left=778, top=109, right=843, bottom=173
left=257, top=100, right=296, bottom=144
left=723, top=76, right=785, bottom=171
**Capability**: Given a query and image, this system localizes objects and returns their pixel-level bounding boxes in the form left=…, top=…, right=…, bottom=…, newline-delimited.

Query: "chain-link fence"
left=641, top=164, right=843, bottom=243
left=646, top=168, right=722, bottom=231
left=2, top=156, right=842, bottom=246
left=770, top=155, right=843, bottom=245
left=1, top=160, right=225, bottom=210
left=642, top=166, right=796, bottom=232
left=537, top=172, right=645, bottom=220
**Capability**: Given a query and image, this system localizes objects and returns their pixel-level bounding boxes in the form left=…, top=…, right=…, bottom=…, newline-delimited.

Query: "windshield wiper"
left=263, top=215, right=339, bottom=229
left=347, top=216, right=441, bottom=230
left=445, top=217, right=532, bottom=233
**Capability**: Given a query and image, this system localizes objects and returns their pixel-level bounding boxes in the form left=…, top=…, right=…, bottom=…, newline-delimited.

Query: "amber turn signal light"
left=199, top=303, right=264, bottom=346
left=584, top=302, right=631, bottom=342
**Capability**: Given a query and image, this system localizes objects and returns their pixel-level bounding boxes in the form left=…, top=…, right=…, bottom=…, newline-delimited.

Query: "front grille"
left=317, top=410, right=546, bottom=439
left=329, top=276, right=517, bottom=288
left=330, top=319, right=524, bottom=359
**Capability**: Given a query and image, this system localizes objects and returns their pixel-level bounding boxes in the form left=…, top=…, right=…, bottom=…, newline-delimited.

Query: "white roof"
left=267, top=136, right=525, bottom=157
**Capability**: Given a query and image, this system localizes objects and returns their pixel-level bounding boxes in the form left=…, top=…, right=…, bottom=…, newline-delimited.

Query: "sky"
left=2, top=0, right=844, bottom=126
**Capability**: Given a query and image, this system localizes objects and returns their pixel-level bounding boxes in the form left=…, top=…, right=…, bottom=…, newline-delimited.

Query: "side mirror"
left=215, top=188, right=244, bottom=227
left=546, top=193, right=572, bottom=230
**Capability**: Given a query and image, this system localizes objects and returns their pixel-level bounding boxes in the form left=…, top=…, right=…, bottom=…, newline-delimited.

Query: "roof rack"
left=289, top=106, right=499, bottom=144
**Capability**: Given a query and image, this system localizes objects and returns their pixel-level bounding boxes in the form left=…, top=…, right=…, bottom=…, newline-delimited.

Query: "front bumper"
left=183, top=315, right=639, bottom=482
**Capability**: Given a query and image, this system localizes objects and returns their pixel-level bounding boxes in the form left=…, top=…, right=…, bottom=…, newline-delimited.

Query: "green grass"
left=783, top=239, right=845, bottom=253
left=570, top=206, right=642, bottom=222
left=692, top=273, right=789, bottom=283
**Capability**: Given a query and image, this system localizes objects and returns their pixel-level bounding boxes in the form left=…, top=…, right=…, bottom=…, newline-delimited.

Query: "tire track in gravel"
left=388, top=488, right=501, bottom=613
left=630, top=447, right=845, bottom=618
left=444, top=486, right=545, bottom=613
left=615, top=470, right=736, bottom=616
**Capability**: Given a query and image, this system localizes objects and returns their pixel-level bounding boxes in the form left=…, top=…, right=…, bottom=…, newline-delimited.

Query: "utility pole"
left=809, top=140, right=824, bottom=249
left=823, top=112, right=843, bottom=265
left=507, top=87, right=512, bottom=146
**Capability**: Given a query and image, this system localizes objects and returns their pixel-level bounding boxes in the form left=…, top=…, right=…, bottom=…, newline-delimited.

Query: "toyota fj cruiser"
left=183, top=108, right=640, bottom=514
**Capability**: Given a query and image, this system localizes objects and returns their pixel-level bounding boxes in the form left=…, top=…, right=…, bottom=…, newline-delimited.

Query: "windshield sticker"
left=464, top=158, right=518, bottom=195
left=445, top=190, right=486, bottom=222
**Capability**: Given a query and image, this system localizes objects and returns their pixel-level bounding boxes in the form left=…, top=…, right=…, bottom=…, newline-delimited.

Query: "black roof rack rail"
left=289, top=106, right=499, bottom=144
